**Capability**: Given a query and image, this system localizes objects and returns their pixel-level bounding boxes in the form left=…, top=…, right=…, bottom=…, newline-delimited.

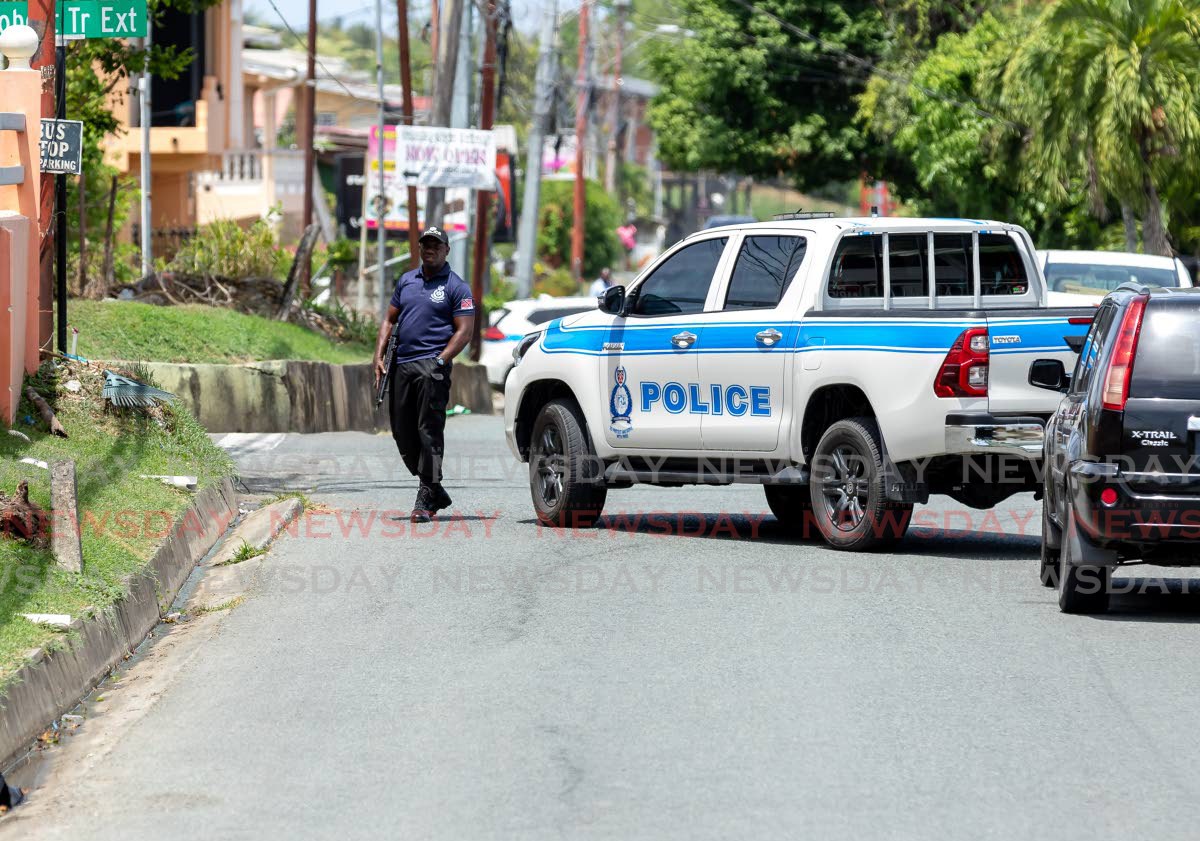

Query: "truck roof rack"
left=772, top=210, right=836, bottom=221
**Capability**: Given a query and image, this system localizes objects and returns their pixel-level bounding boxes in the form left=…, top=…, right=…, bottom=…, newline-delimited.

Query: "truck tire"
left=529, top=398, right=608, bottom=528
left=1039, top=496, right=1060, bottom=588
left=764, top=486, right=814, bottom=534
left=808, top=417, right=912, bottom=551
left=1058, top=526, right=1110, bottom=614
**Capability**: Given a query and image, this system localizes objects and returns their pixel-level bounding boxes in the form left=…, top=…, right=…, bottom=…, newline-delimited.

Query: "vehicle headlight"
left=513, top=331, right=543, bottom=365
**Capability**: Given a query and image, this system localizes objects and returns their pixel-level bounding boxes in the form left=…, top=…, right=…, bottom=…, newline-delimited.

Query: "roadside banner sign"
left=40, top=119, right=83, bottom=175
left=0, top=1, right=147, bottom=38
left=394, top=126, right=498, bottom=190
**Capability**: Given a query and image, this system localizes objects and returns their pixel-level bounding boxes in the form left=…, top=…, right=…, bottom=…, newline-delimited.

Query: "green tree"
left=999, top=0, right=1200, bottom=255
left=858, top=11, right=1103, bottom=247
left=643, top=0, right=892, bottom=188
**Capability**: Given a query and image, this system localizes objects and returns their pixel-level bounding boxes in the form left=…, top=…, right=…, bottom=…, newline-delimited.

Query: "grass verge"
left=0, top=360, right=235, bottom=685
left=68, top=300, right=374, bottom=364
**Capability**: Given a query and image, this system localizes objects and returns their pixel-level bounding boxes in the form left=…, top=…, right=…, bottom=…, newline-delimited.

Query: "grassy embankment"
left=68, top=300, right=375, bottom=364
left=0, top=362, right=234, bottom=685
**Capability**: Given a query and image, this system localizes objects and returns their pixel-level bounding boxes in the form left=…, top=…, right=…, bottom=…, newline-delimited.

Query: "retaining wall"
left=128, top=359, right=493, bottom=434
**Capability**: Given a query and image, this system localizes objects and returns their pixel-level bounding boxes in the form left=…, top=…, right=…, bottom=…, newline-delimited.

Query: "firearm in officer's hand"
left=375, top=324, right=400, bottom=408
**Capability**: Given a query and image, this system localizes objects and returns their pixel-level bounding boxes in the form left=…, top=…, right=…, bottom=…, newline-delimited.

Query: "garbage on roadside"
left=0, top=771, right=25, bottom=812
left=0, top=481, right=49, bottom=545
left=140, top=475, right=199, bottom=491
left=446, top=404, right=471, bottom=416
left=102, top=371, right=177, bottom=408
left=19, top=614, right=72, bottom=628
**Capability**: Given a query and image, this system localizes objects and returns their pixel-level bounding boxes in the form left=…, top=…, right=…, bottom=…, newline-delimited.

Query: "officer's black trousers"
left=388, top=357, right=452, bottom=485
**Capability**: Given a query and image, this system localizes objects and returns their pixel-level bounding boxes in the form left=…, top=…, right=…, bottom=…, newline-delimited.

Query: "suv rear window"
left=1045, top=263, right=1179, bottom=293
left=1129, top=301, right=1200, bottom=399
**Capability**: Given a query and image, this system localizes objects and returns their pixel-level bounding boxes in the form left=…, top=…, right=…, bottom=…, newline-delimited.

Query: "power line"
left=263, top=0, right=371, bottom=102
left=723, top=0, right=1022, bottom=131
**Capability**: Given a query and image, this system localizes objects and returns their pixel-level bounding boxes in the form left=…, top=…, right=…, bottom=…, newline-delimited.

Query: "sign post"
left=54, top=32, right=66, bottom=351
left=5, top=0, right=148, bottom=349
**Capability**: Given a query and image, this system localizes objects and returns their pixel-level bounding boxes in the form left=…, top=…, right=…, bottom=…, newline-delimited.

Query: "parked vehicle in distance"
left=1038, top=250, right=1193, bottom=307
left=482, top=296, right=598, bottom=387
left=702, top=215, right=757, bottom=230
left=1034, top=284, right=1200, bottom=613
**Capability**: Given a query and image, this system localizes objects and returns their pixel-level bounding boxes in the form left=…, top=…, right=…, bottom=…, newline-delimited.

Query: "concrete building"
left=103, top=7, right=421, bottom=246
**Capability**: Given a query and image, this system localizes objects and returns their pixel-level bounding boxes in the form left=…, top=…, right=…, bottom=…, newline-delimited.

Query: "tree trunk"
left=1121, top=204, right=1138, bottom=253
left=101, top=176, right=118, bottom=297
left=1141, top=174, right=1171, bottom=256
left=77, top=171, right=87, bottom=295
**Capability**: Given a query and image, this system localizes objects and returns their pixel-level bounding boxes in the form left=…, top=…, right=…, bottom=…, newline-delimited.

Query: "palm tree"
left=999, top=0, right=1200, bottom=255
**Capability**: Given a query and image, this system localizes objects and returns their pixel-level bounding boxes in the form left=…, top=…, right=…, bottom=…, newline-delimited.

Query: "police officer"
left=374, top=226, right=475, bottom=522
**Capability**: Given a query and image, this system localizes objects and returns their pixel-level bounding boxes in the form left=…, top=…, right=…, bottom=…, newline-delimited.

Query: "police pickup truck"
left=504, top=216, right=1096, bottom=550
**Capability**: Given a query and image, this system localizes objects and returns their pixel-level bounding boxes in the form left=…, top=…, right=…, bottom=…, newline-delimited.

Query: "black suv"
left=1033, top=284, right=1200, bottom=613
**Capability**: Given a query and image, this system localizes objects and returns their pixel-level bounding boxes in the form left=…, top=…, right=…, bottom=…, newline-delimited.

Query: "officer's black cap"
left=418, top=226, right=450, bottom=246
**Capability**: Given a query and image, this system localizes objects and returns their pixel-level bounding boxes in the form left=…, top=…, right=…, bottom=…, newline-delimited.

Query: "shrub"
left=167, top=219, right=290, bottom=281
left=532, top=267, right=581, bottom=298
left=536, top=179, right=622, bottom=278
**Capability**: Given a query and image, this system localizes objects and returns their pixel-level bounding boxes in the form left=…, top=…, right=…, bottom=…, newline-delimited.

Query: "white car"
left=482, top=295, right=598, bottom=386
left=1039, top=249, right=1192, bottom=306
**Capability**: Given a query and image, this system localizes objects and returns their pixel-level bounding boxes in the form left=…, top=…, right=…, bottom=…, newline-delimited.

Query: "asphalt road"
left=8, top=416, right=1200, bottom=840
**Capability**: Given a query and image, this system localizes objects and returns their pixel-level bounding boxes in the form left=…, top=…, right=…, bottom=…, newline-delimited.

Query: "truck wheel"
left=529, top=399, right=608, bottom=528
left=1058, top=525, right=1110, bottom=614
left=808, top=417, right=912, bottom=551
left=764, top=486, right=814, bottom=534
left=1039, top=496, right=1060, bottom=588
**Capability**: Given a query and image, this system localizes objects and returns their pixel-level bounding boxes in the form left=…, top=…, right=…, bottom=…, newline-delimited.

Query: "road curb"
left=0, top=478, right=239, bottom=772
left=188, top=498, right=305, bottom=613
left=206, top=497, right=304, bottom=567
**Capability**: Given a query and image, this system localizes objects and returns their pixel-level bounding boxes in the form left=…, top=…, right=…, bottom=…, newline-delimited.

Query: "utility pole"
left=570, top=0, right=590, bottom=283
left=469, top=0, right=498, bottom=361
left=514, top=0, right=558, bottom=297
left=30, top=0, right=56, bottom=350
left=54, top=31, right=67, bottom=351
left=604, top=0, right=629, bottom=196
left=448, top=0, right=473, bottom=277
left=374, top=0, right=389, bottom=315
left=426, top=0, right=463, bottom=226
left=300, top=0, right=318, bottom=296
left=396, top=0, right=420, bottom=268
left=140, top=29, right=152, bottom=278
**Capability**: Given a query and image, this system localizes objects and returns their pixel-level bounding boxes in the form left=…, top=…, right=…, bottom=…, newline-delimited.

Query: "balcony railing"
left=196, top=149, right=306, bottom=187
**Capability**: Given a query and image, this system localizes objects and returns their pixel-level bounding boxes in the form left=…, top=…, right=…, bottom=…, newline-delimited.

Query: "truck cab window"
left=631, top=238, right=728, bottom=316
left=724, top=235, right=807, bottom=310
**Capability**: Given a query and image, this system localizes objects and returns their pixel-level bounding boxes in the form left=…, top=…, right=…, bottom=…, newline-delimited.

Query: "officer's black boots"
left=411, top=485, right=434, bottom=523
left=430, top=484, right=452, bottom=512
left=411, top=483, right=453, bottom=523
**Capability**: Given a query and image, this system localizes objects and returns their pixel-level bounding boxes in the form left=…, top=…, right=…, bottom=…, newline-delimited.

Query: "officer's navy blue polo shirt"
left=389, top=262, right=475, bottom=363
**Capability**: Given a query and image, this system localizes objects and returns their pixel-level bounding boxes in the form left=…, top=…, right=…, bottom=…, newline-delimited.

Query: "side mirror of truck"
left=599, top=285, right=625, bottom=315
left=1064, top=335, right=1086, bottom=354
left=1029, top=359, right=1070, bottom=393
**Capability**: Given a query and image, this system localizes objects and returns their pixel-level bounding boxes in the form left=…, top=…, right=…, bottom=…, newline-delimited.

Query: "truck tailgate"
left=987, top=308, right=1095, bottom=414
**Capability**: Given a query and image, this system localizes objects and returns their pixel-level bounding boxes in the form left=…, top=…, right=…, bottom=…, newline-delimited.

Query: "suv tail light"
left=1101, top=295, right=1147, bottom=410
left=934, top=327, right=990, bottom=398
left=483, top=326, right=506, bottom=341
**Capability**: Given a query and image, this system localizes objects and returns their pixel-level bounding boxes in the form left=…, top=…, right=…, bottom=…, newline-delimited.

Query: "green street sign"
left=0, top=1, right=147, bottom=39
left=59, top=0, right=147, bottom=38
left=0, top=2, right=30, bottom=32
